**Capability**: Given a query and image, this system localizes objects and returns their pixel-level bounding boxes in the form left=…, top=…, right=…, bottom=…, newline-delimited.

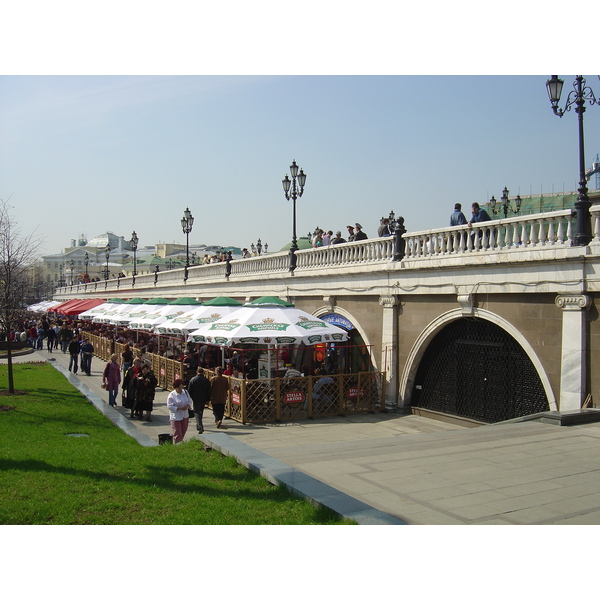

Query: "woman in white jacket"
left=167, top=378, right=192, bottom=444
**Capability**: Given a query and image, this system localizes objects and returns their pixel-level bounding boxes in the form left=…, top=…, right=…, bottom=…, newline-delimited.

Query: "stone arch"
left=313, top=305, right=378, bottom=371
left=399, top=308, right=557, bottom=414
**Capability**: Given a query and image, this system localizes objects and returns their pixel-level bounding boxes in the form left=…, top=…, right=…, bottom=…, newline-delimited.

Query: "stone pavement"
left=5, top=347, right=600, bottom=525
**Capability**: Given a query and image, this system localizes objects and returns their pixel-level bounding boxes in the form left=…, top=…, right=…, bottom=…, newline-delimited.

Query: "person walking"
left=46, top=325, right=56, bottom=353
left=121, top=343, right=133, bottom=376
left=59, top=323, right=73, bottom=353
left=210, top=367, right=229, bottom=429
left=133, top=363, right=157, bottom=421
left=102, top=354, right=121, bottom=407
left=167, top=378, right=192, bottom=444
left=122, top=358, right=142, bottom=418
left=187, top=367, right=211, bottom=434
left=354, top=223, right=368, bottom=241
left=80, top=338, right=94, bottom=375
left=68, top=337, right=81, bottom=373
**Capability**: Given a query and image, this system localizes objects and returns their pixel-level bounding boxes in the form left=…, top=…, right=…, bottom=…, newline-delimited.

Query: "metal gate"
left=411, top=318, right=549, bottom=423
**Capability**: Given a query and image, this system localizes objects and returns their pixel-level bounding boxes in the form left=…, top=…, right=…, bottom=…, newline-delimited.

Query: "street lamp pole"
left=130, top=231, right=139, bottom=284
left=69, top=259, right=75, bottom=285
left=104, top=244, right=111, bottom=280
left=489, top=187, right=522, bottom=218
left=181, top=207, right=194, bottom=282
left=546, top=75, right=598, bottom=246
left=282, top=160, right=306, bottom=272
left=84, top=252, right=89, bottom=280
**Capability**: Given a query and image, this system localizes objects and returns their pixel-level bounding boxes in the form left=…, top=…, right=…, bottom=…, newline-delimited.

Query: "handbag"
left=184, top=390, right=195, bottom=418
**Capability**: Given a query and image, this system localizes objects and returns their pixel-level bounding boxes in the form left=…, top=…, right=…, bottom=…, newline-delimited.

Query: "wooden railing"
left=85, top=332, right=385, bottom=423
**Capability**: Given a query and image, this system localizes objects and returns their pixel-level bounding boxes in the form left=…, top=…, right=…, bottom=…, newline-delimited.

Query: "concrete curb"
left=200, top=432, right=407, bottom=525
left=47, top=359, right=159, bottom=447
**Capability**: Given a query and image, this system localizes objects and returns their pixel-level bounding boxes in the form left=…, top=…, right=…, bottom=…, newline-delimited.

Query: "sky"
left=1, top=3, right=599, bottom=258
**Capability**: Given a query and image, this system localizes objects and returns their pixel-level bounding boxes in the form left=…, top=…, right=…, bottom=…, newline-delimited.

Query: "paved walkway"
left=5, top=347, right=600, bottom=524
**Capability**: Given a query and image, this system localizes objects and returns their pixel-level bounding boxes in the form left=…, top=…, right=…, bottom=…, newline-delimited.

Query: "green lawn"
left=0, top=363, right=352, bottom=525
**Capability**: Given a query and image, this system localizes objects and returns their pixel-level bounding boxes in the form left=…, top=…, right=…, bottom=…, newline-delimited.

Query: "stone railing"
left=55, top=207, right=600, bottom=296
left=403, top=209, right=576, bottom=258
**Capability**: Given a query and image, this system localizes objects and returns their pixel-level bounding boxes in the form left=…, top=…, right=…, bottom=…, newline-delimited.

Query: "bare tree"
left=0, top=199, right=44, bottom=393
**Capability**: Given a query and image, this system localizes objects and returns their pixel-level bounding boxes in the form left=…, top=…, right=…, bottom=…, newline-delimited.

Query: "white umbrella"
left=94, top=298, right=149, bottom=324
left=131, top=303, right=201, bottom=331
left=79, top=300, right=121, bottom=320
left=187, top=296, right=348, bottom=346
left=163, top=297, right=243, bottom=336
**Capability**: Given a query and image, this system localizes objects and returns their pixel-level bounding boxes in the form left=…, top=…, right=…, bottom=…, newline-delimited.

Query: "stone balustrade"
left=55, top=206, right=600, bottom=296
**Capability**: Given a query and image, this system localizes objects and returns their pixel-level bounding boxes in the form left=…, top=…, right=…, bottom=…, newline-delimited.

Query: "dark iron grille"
left=412, top=318, right=549, bottom=423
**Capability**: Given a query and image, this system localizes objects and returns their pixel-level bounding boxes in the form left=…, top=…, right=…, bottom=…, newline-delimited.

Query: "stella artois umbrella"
left=187, top=296, right=348, bottom=346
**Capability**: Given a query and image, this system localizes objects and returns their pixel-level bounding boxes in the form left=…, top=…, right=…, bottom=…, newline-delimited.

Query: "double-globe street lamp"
left=130, top=230, right=139, bottom=284
left=250, top=239, right=268, bottom=255
left=282, top=160, right=306, bottom=272
left=489, top=187, right=522, bottom=218
left=181, top=207, right=194, bottom=282
left=546, top=75, right=598, bottom=246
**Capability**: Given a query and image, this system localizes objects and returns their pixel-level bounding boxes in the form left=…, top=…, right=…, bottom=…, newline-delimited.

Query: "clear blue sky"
left=1, top=5, right=598, bottom=257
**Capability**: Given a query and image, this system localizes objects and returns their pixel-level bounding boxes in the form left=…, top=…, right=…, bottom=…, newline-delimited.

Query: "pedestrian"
left=469, top=202, right=491, bottom=224
left=331, top=231, right=346, bottom=245
left=80, top=338, right=94, bottom=375
left=468, top=202, right=492, bottom=248
left=102, top=354, right=122, bottom=407
left=122, top=358, right=142, bottom=418
left=46, top=326, right=55, bottom=353
left=134, top=363, right=157, bottom=421
left=322, top=231, right=332, bottom=246
left=187, top=366, right=211, bottom=434
left=68, top=336, right=81, bottom=373
left=121, top=343, right=133, bottom=376
left=378, top=218, right=391, bottom=237
left=210, top=366, right=229, bottom=429
left=58, top=323, right=72, bottom=353
left=450, top=203, right=468, bottom=226
left=354, top=223, right=368, bottom=241
left=346, top=225, right=355, bottom=242
left=167, top=378, right=192, bottom=444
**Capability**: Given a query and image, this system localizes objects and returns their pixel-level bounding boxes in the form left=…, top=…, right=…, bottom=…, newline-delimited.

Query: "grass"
left=0, top=363, right=353, bottom=525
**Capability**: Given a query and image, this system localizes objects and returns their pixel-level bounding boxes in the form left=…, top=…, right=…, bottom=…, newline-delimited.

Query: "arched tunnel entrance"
left=411, top=317, right=550, bottom=423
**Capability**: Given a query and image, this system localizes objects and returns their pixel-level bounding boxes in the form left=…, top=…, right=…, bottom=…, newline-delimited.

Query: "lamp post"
left=130, top=230, right=139, bottom=284
left=84, top=252, right=89, bottom=280
left=489, top=187, right=522, bottom=218
left=282, top=160, right=306, bottom=272
left=250, top=238, right=268, bottom=256
left=154, top=264, right=159, bottom=285
left=59, top=264, right=64, bottom=287
left=546, top=75, right=598, bottom=246
left=69, top=259, right=75, bottom=285
left=104, top=244, right=111, bottom=280
left=181, top=207, right=194, bottom=282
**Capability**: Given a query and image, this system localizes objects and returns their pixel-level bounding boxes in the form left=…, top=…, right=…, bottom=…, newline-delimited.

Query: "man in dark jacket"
left=187, top=367, right=211, bottom=433
left=68, top=337, right=81, bottom=373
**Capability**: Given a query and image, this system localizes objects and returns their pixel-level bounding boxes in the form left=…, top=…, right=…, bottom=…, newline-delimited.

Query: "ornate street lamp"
left=181, top=207, right=194, bottom=281
left=59, top=264, right=64, bottom=287
left=282, top=159, right=306, bottom=271
left=250, top=239, right=268, bottom=256
left=104, top=244, right=111, bottom=280
left=489, top=186, right=522, bottom=218
left=84, top=252, right=89, bottom=280
left=154, top=264, right=159, bottom=285
left=546, top=75, right=598, bottom=246
left=130, top=230, right=139, bottom=284
left=69, top=259, right=75, bottom=285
